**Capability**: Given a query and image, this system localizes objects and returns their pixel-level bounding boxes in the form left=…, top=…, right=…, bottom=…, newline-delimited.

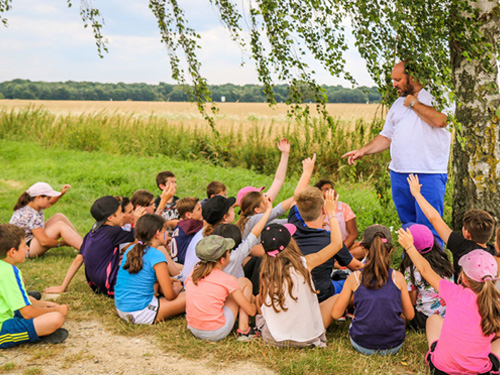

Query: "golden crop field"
left=0, top=100, right=385, bottom=133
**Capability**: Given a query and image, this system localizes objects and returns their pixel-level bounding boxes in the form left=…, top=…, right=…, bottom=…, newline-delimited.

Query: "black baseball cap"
left=202, top=195, right=236, bottom=225
left=90, top=196, right=120, bottom=231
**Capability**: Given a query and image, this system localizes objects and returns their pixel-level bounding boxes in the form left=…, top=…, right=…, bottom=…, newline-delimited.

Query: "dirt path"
left=1, top=320, right=276, bottom=375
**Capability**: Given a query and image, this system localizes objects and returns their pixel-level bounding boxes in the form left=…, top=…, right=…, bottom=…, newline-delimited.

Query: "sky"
left=0, top=0, right=375, bottom=87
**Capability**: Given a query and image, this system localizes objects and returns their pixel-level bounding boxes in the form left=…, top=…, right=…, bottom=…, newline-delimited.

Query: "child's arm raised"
left=305, top=190, right=343, bottom=271
left=230, top=288, right=257, bottom=316
left=408, top=174, right=452, bottom=244
left=154, top=262, right=178, bottom=300
left=44, top=253, right=84, bottom=293
left=48, top=184, right=71, bottom=207
left=294, top=154, right=316, bottom=200
left=265, top=138, right=290, bottom=202
left=249, top=197, right=273, bottom=238
left=398, top=228, right=442, bottom=291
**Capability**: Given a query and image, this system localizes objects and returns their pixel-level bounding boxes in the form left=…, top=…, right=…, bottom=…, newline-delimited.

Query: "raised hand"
left=276, top=138, right=291, bottom=154
left=398, top=228, right=414, bottom=251
left=324, top=189, right=338, bottom=218
left=302, top=153, right=317, bottom=174
left=407, top=174, right=422, bottom=197
left=60, top=184, right=72, bottom=195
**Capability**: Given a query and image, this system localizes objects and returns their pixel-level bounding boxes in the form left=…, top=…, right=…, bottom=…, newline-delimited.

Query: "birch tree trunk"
left=451, top=0, right=500, bottom=230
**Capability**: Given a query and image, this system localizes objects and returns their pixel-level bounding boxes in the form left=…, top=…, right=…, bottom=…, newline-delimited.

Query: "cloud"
left=0, top=0, right=375, bottom=87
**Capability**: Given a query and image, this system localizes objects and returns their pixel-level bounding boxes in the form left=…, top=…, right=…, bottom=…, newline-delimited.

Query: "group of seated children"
left=3, top=139, right=500, bottom=375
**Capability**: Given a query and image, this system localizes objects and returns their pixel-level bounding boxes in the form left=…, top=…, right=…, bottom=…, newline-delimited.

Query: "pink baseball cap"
left=237, top=186, right=265, bottom=206
left=458, top=250, right=499, bottom=283
left=407, top=224, right=435, bottom=254
left=26, top=182, right=61, bottom=198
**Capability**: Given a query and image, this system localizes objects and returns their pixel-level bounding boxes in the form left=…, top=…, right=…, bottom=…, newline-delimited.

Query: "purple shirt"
left=79, top=225, right=135, bottom=297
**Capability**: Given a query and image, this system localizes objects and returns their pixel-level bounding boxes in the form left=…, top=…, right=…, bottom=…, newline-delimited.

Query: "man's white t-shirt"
left=379, top=88, right=455, bottom=174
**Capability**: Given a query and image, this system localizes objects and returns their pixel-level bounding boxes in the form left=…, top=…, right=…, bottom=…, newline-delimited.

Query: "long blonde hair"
left=259, top=239, right=317, bottom=313
left=462, top=272, right=500, bottom=336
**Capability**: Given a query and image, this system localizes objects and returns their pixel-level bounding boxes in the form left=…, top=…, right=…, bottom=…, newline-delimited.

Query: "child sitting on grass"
left=115, top=214, right=185, bottom=325
left=200, top=181, right=227, bottom=206
left=399, top=224, right=453, bottom=331
left=256, top=189, right=342, bottom=348
left=154, top=171, right=180, bottom=229
left=185, top=235, right=257, bottom=341
left=10, top=182, right=83, bottom=257
left=313, top=179, right=363, bottom=259
left=399, top=229, right=500, bottom=374
left=213, top=196, right=273, bottom=278
left=0, top=224, right=69, bottom=348
left=45, top=196, right=139, bottom=296
left=170, top=197, right=204, bottom=265
left=332, top=225, right=414, bottom=356
left=407, top=174, right=497, bottom=282
left=289, top=155, right=363, bottom=302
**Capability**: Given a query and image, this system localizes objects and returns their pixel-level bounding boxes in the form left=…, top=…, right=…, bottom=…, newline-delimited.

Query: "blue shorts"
left=332, top=279, right=346, bottom=294
left=349, top=335, right=403, bottom=356
left=0, top=311, right=39, bottom=349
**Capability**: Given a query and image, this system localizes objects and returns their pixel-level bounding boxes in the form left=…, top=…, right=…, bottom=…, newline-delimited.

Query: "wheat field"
left=0, top=100, right=385, bottom=132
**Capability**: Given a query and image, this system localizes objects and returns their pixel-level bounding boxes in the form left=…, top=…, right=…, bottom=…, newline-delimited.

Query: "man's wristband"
left=409, top=99, right=418, bottom=109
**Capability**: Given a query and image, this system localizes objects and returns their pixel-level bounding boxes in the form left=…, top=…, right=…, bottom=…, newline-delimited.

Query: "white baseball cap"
left=26, top=182, right=61, bottom=197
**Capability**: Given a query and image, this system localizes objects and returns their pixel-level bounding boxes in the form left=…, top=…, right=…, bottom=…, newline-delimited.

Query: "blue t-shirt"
left=288, top=205, right=353, bottom=302
left=114, top=245, right=167, bottom=312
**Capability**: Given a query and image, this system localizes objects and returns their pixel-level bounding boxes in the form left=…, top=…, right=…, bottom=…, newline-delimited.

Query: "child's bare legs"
left=155, top=292, right=186, bottom=323
left=426, top=314, right=443, bottom=346
left=33, top=311, right=65, bottom=336
left=491, top=338, right=500, bottom=357
left=320, top=294, right=338, bottom=329
left=236, top=277, right=253, bottom=331
left=29, top=214, right=83, bottom=257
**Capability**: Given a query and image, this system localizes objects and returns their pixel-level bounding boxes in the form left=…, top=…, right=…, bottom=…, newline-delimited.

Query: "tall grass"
left=0, top=107, right=391, bottom=182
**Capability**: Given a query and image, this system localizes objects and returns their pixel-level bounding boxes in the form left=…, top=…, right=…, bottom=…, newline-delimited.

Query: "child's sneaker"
left=236, top=327, right=260, bottom=341
left=40, top=328, right=69, bottom=344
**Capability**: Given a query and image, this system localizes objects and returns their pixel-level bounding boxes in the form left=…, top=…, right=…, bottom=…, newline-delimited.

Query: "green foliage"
left=0, top=80, right=382, bottom=103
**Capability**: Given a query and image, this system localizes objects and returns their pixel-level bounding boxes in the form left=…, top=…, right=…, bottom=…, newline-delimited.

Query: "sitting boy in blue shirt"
left=170, top=197, right=203, bottom=265
left=0, top=224, right=69, bottom=348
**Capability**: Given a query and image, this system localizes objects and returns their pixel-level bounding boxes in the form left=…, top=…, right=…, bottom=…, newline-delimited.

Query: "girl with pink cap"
left=399, top=224, right=453, bottom=331
left=399, top=228, right=500, bottom=375
left=10, top=182, right=82, bottom=257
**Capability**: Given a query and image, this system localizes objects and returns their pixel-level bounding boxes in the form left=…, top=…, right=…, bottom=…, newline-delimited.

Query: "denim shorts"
left=188, top=306, right=235, bottom=342
left=349, top=335, right=403, bottom=356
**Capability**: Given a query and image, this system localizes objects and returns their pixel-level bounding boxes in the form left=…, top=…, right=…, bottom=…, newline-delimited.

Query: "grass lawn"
left=0, top=139, right=428, bottom=375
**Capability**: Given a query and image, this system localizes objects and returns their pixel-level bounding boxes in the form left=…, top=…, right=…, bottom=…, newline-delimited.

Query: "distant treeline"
left=0, top=79, right=381, bottom=104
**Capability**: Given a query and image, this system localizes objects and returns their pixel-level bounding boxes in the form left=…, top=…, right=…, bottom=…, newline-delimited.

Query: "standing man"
left=342, top=61, right=454, bottom=243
